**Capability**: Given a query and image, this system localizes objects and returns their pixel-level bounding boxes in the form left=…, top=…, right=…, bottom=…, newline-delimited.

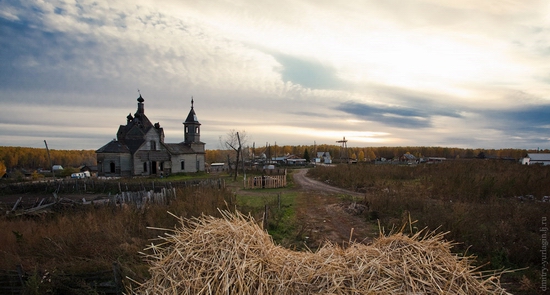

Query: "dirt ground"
left=290, top=169, right=378, bottom=248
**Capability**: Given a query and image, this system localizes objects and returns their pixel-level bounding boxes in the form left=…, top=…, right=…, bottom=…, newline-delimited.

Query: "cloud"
left=2, top=0, right=550, bottom=150
left=274, top=54, right=347, bottom=90
left=336, top=98, right=463, bottom=129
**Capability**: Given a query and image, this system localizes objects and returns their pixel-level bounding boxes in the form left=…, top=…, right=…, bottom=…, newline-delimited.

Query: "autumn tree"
left=358, top=150, right=365, bottom=161
left=223, top=130, right=248, bottom=181
left=0, top=161, right=6, bottom=178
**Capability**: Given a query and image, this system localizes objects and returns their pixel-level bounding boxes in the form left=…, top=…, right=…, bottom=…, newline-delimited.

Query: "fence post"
left=263, top=204, right=268, bottom=229
left=112, top=261, right=122, bottom=294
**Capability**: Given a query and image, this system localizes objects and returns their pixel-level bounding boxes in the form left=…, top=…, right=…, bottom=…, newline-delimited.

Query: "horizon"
left=2, top=1, right=550, bottom=150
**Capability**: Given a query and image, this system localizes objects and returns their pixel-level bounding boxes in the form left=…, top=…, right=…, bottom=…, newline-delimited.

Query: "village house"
left=313, top=152, right=332, bottom=164
left=521, top=153, right=550, bottom=165
left=96, top=94, right=205, bottom=177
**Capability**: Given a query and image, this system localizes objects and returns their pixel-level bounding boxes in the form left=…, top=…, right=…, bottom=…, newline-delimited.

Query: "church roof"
left=184, top=98, right=200, bottom=124
left=165, top=143, right=204, bottom=154
left=96, top=140, right=130, bottom=153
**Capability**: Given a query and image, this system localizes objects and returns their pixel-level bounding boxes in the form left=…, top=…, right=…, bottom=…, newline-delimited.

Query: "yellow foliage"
left=0, top=161, right=5, bottom=178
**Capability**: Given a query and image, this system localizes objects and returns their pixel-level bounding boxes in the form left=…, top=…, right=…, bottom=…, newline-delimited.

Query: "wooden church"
left=96, top=94, right=205, bottom=177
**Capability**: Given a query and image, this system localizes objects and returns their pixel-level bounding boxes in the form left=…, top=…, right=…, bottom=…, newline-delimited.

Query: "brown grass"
left=307, top=160, right=549, bottom=293
left=132, top=211, right=510, bottom=295
left=0, top=186, right=235, bottom=293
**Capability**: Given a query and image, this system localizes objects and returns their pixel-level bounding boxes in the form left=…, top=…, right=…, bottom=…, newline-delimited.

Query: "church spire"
left=184, top=97, right=201, bottom=144
left=136, top=90, right=145, bottom=114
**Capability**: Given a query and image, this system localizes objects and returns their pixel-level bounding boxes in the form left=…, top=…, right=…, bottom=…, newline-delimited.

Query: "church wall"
left=171, top=153, right=205, bottom=173
left=190, top=142, right=205, bottom=153
left=97, top=153, right=132, bottom=177
left=143, top=129, right=161, bottom=151
left=134, top=148, right=171, bottom=176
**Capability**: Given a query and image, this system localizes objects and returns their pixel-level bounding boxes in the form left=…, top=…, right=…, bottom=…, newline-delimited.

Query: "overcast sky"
left=2, top=0, right=550, bottom=150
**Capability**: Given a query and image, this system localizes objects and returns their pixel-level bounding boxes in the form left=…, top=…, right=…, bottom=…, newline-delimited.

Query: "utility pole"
left=44, top=140, right=55, bottom=180
left=337, top=136, right=348, bottom=163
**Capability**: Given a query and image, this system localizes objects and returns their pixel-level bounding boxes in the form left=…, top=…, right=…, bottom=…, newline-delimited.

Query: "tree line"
left=0, top=144, right=540, bottom=175
left=0, top=146, right=96, bottom=171
left=206, top=144, right=538, bottom=164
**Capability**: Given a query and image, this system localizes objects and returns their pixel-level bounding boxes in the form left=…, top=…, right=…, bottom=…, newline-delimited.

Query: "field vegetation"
left=307, top=159, right=548, bottom=293
left=0, top=183, right=235, bottom=293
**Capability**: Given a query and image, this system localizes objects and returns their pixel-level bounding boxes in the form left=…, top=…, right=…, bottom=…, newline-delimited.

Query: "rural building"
left=96, top=94, right=205, bottom=177
left=400, top=153, right=417, bottom=163
left=314, top=152, right=332, bottom=164
left=521, top=153, right=550, bottom=165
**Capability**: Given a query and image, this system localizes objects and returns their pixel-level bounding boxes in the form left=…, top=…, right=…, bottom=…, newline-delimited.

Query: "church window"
left=143, top=162, right=147, bottom=172
left=110, top=162, right=115, bottom=173
left=195, top=127, right=199, bottom=133
left=181, top=160, right=185, bottom=171
left=151, top=140, right=156, bottom=150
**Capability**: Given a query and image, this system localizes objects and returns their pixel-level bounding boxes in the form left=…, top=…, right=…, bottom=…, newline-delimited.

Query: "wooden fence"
left=0, top=263, right=124, bottom=294
left=1, top=178, right=225, bottom=195
left=244, top=175, right=287, bottom=189
left=112, top=187, right=176, bottom=207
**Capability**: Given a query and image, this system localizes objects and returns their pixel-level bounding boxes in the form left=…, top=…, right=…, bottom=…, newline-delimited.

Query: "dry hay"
left=132, top=211, right=510, bottom=295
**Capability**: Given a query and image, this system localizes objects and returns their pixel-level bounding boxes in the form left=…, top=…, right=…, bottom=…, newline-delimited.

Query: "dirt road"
left=291, top=169, right=377, bottom=248
left=292, top=169, right=363, bottom=197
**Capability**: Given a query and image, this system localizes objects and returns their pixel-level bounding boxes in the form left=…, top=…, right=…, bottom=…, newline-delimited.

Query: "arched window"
left=180, top=160, right=185, bottom=171
left=110, top=162, right=115, bottom=173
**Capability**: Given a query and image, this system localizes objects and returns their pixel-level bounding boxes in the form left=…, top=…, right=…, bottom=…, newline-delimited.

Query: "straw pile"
left=133, top=211, right=510, bottom=295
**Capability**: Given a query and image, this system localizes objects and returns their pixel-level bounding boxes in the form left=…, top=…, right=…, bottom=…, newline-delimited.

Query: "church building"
left=96, top=94, right=205, bottom=177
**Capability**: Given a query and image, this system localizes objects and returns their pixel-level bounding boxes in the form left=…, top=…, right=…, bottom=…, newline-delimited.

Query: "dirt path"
left=291, top=169, right=377, bottom=248
left=292, top=169, right=363, bottom=196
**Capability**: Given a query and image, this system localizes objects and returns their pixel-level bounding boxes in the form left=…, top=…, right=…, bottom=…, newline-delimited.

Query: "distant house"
left=269, top=155, right=307, bottom=165
left=285, top=154, right=307, bottom=165
left=521, top=153, right=550, bottom=165
left=426, top=157, right=445, bottom=163
left=79, top=165, right=98, bottom=176
left=52, top=165, right=64, bottom=171
left=401, top=153, right=417, bottom=163
left=208, top=163, right=226, bottom=173
left=314, top=152, right=332, bottom=164
left=96, top=94, right=205, bottom=177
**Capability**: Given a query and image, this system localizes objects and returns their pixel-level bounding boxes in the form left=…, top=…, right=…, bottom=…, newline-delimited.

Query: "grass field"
left=307, top=159, right=549, bottom=294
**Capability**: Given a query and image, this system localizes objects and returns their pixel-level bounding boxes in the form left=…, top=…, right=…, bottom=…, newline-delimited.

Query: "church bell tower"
left=183, top=98, right=201, bottom=144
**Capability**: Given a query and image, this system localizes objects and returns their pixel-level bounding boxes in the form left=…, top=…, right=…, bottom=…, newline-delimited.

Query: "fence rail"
left=113, top=187, right=176, bottom=207
left=244, top=175, right=287, bottom=189
left=0, top=263, right=124, bottom=294
left=1, top=178, right=225, bottom=195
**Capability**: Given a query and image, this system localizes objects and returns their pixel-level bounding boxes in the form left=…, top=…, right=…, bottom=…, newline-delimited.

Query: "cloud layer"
left=1, top=0, right=550, bottom=150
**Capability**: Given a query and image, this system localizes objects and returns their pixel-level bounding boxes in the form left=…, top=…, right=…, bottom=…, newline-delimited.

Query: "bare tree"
left=224, top=130, right=248, bottom=181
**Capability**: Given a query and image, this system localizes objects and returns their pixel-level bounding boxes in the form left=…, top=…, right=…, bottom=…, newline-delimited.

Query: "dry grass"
left=132, top=211, right=510, bottom=295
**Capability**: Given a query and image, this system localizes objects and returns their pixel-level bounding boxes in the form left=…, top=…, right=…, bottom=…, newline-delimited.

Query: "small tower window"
left=195, top=127, right=199, bottom=133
